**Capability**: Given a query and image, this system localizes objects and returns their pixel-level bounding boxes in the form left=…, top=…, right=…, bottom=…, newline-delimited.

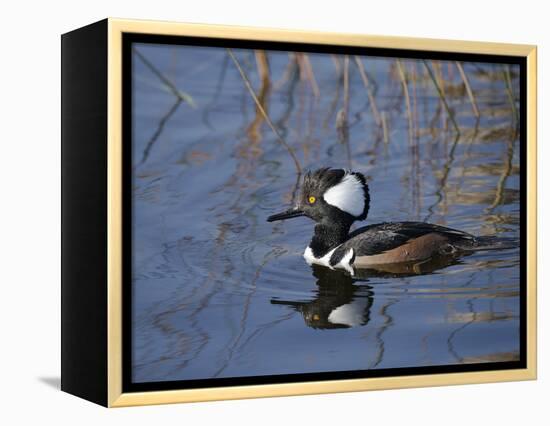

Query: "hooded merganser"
left=267, top=167, right=482, bottom=276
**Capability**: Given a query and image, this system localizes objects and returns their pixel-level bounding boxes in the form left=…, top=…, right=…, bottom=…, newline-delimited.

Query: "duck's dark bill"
left=267, top=208, right=305, bottom=222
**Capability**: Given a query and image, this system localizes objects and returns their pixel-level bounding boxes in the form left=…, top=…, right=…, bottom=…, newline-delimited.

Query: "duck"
left=267, top=167, right=484, bottom=276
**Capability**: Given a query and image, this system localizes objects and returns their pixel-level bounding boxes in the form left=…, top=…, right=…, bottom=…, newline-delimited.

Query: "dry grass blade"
left=396, top=59, right=413, bottom=145
left=227, top=48, right=302, bottom=174
left=381, top=111, right=389, bottom=146
left=343, top=55, right=350, bottom=118
left=354, top=56, right=382, bottom=126
left=337, top=56, right=352, bottom=168
left=423, top=60, right=460, bottom=134
left=324, top=56, right=343, bottom=129
left=424, top=132, right=461, bottom=221
left=247, top=50, right=272, bottom=143
left=297, top=53, right=320, bottom=97
left=134, top=48, right=196, bottom=108
left=456, top=61, right=480, bottom=118
left=503, top=65, right=519, bottom=125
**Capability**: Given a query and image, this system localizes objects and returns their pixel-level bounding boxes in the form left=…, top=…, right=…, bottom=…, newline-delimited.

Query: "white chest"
left=303, top=245, right=355, bottom=275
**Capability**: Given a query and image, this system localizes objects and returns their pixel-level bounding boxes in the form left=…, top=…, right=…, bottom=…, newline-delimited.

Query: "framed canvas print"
left=61, top=18, right=537, bottom=407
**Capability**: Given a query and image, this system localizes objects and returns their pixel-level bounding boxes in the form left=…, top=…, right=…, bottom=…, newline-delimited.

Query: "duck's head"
left=267, top=168, right=370, bottom=227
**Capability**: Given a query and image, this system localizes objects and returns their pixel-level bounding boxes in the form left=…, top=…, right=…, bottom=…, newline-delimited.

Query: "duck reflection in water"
left=271, top=255, right=465, bottom=330
left=271, top=265, right=374, bottom=329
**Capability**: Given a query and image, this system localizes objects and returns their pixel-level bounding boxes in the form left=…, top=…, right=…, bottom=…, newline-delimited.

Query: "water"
left=131, top=43, right=521, bottom=383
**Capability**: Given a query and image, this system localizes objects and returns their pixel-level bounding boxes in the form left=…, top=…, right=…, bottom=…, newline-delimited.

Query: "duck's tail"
left=469, top=235, right=519, bottom=251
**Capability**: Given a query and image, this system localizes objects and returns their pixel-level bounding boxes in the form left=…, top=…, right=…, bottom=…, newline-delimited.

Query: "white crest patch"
left=322, top=173, right=365, bottom=217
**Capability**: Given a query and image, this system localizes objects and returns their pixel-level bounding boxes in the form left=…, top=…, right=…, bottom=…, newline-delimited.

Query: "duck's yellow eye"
left=308, top=196, right=316, bottom=204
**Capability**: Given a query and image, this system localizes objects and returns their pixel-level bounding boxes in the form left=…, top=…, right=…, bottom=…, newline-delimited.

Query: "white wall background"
left=1, top=0, right=546, bottom=424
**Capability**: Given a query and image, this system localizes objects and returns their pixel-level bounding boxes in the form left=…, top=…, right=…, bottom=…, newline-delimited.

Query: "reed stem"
left=134, top=48, right=195, bottom=107
left=455, top=61, right=480, bottom=118
left=396, top=59, right=413, bottom=146
left=227, top=48, right=302, bottom=174
left=381, top=111, right=389, bottom=145
left=354, top=56, right=382, bottom=126
left=423, top=60, right=460, bottom=134
left=297, top=53, right=320, bottom=97
left=503, top=65, right=519, bottom=125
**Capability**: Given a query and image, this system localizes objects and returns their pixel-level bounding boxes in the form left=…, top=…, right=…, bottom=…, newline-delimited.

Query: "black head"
left=267, top=168, right=370, bottom=226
